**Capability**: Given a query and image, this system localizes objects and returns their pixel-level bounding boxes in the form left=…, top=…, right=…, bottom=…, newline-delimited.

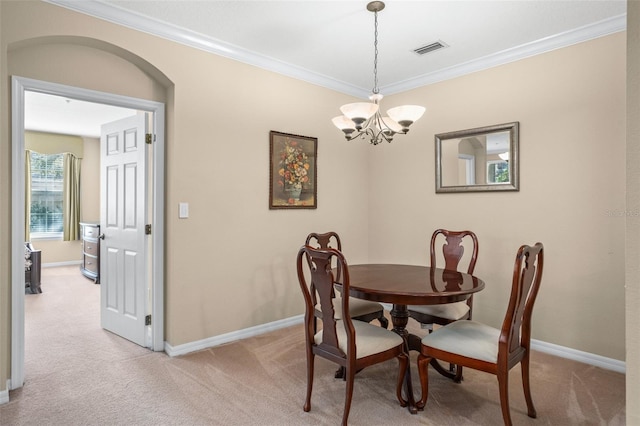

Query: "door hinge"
left=145, top=315, right=152, bottom=326
left=145, top=224, right=151, bottom=235
left=145, top=133, right=153, bottom=144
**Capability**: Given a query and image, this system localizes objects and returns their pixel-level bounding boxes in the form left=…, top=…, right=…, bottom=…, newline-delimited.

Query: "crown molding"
left=44, top=0, right=369, bottom=98
left=45, top=1, right=626, bottom=98
left=384, top=13, right=627, bottom=95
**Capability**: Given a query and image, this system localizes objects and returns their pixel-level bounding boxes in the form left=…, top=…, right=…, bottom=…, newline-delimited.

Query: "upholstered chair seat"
left=421, top=320, right=500, bottom=363
left=314, top=319, right=404, bottom=359
left=408, top=301, right=470, bottom=321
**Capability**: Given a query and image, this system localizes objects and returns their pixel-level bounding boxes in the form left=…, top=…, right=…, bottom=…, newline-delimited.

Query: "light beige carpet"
left=0, top=266, right=625, bottom=425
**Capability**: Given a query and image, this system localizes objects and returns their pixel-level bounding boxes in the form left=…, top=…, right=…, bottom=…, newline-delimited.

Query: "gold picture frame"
left=269, top=131, right=317, bottom=209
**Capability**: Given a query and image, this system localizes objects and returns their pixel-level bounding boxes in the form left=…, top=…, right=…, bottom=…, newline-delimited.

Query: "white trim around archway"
left=10, top=76, right=165, bottom=390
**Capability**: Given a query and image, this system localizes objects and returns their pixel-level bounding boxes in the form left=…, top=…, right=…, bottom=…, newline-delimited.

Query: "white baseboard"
left=0, top=381, right=9, bottom=404
left=42, top=261, right=82, bottom=268
left=163, top=313, right=625, bottom=374
left=164, top=314, right=304, bottom=357
left=531, top=339, right=625, bottom=374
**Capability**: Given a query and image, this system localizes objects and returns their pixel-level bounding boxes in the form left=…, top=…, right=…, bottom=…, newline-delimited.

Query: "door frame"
left=10, top=76, right=166, bottom=390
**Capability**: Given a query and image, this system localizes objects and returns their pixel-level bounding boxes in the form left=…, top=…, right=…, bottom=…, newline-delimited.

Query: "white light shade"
left=332, top=116, right=356, bottom=131
left=499, top=152, right=509, bottom=161
left=340, top=102, right=379, bottom=121
left=380, top=116, right=403, bottom=133
left=386, top=105, right=425, bottom=124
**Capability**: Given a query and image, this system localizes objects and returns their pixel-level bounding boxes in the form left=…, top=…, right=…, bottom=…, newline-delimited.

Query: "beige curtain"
left=63, top=152, right=81, bottom=241
left=25, top=150, right=32, bottom=241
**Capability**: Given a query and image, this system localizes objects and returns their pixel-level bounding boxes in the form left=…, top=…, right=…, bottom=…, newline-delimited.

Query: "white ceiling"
left=30, top=0, right=627, bottom=137
left=25, top=91, right=138, bottom=138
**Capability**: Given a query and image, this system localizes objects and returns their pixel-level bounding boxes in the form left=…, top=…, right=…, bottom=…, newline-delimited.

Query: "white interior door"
left=100, top=113, right=149, bottom=347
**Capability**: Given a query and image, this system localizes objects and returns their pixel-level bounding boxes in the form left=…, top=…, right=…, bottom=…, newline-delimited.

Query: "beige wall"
left=80, top=137, right=100, bottom=223
left=378, top=32, right=626, bottom=360
left=0, top=0, right=631, bottom=410
left=25, top=131, right=83, bottom=156
left=626, top=1, right=639, bottom=423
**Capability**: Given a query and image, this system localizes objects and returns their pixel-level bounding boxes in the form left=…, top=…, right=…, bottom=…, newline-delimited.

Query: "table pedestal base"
left=391, top=304, right=461, bottom=414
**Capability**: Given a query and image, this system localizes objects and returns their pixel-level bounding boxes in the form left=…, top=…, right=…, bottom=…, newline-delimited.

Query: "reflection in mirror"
left=436, top=122, right=519, bottom=193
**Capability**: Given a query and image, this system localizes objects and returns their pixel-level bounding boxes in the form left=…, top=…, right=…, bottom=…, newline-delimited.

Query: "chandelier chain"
left=373, top=9, right=379, bottom=94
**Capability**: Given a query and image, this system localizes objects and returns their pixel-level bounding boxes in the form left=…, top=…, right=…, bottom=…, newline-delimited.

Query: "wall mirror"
left=435, top=122, right=519, bottom=193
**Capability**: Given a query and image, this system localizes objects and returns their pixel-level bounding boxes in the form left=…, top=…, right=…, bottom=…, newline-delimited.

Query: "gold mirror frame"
left=435, top=122, right=519, bottom=193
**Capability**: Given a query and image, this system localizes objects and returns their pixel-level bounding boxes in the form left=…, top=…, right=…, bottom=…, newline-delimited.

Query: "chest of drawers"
left=80, top=222, right=100, bottom=283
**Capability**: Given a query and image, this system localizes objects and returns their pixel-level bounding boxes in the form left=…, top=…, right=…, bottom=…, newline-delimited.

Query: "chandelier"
left=332, top=1, right=425, bottom=145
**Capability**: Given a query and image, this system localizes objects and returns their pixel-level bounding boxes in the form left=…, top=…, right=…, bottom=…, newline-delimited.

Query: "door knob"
left=98, top=233, right=105, bottom=240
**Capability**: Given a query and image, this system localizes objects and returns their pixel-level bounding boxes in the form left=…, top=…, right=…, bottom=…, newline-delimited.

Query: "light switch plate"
left=179, top=202, right=189, bottom=219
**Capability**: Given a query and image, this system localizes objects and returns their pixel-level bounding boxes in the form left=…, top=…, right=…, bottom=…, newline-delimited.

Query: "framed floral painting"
left=269, top=131, right=317, bottom=209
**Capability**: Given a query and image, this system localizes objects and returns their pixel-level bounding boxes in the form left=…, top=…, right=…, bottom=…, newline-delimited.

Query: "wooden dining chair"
left=416, top=242, right=544, bottom=426
left=296, top=245, right=408, bottom=426
left=305, top=232, right=389, bottom=330
left=408, top=229, right=478, bottom=380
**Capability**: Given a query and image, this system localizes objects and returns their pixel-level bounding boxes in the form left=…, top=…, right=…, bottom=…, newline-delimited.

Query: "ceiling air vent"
left=413, top=40, right=448, bottom=55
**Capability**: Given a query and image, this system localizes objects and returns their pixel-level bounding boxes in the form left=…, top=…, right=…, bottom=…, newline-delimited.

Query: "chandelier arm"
left=363, top=126, right=394, bottom=146
left=374, top=127, right=394, bottom=144
left=372, top=111, right=397, bottom=135
left=344, top=129, right=366, bottom=141
left=363, top=128, right=383, bottom=145
left=348, top=112, right=396, bottom=145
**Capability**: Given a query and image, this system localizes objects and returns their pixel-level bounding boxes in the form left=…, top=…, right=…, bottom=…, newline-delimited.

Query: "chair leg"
left=342, top=366, right=356, bottom=426
left=416, top=354, right=431, bottom=409
left=497, top=371, right=512, bottom=426
left=447, top=361, right=462, bottom=380
left=396, top=352, right=409, bottom=407
left=453, top=365, right=463, bottom=383
left=304, top=351, right=314, bottom=412
left=521, top=354, right=537, bottom=418
left=378, top=314, right=389, bottom=329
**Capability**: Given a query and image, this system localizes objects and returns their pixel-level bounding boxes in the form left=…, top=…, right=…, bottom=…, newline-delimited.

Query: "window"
left=30, top=152, right=64, bottom=238
left=486, top=160, right=509, bottom=184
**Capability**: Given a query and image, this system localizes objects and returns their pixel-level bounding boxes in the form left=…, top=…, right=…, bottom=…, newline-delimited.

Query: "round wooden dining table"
left=336, top=264, right=485, bottom=414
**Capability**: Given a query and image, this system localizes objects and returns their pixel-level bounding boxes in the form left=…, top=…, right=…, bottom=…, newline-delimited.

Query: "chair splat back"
left=501, top=243, right=544, bottom=360
left=306, top=232, right=342, bottom=283
left=305, top=232, right=342, bottom=251
left=430, top=229, right=479, bottom=275
left=297, top=246, right=350, bottom=358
